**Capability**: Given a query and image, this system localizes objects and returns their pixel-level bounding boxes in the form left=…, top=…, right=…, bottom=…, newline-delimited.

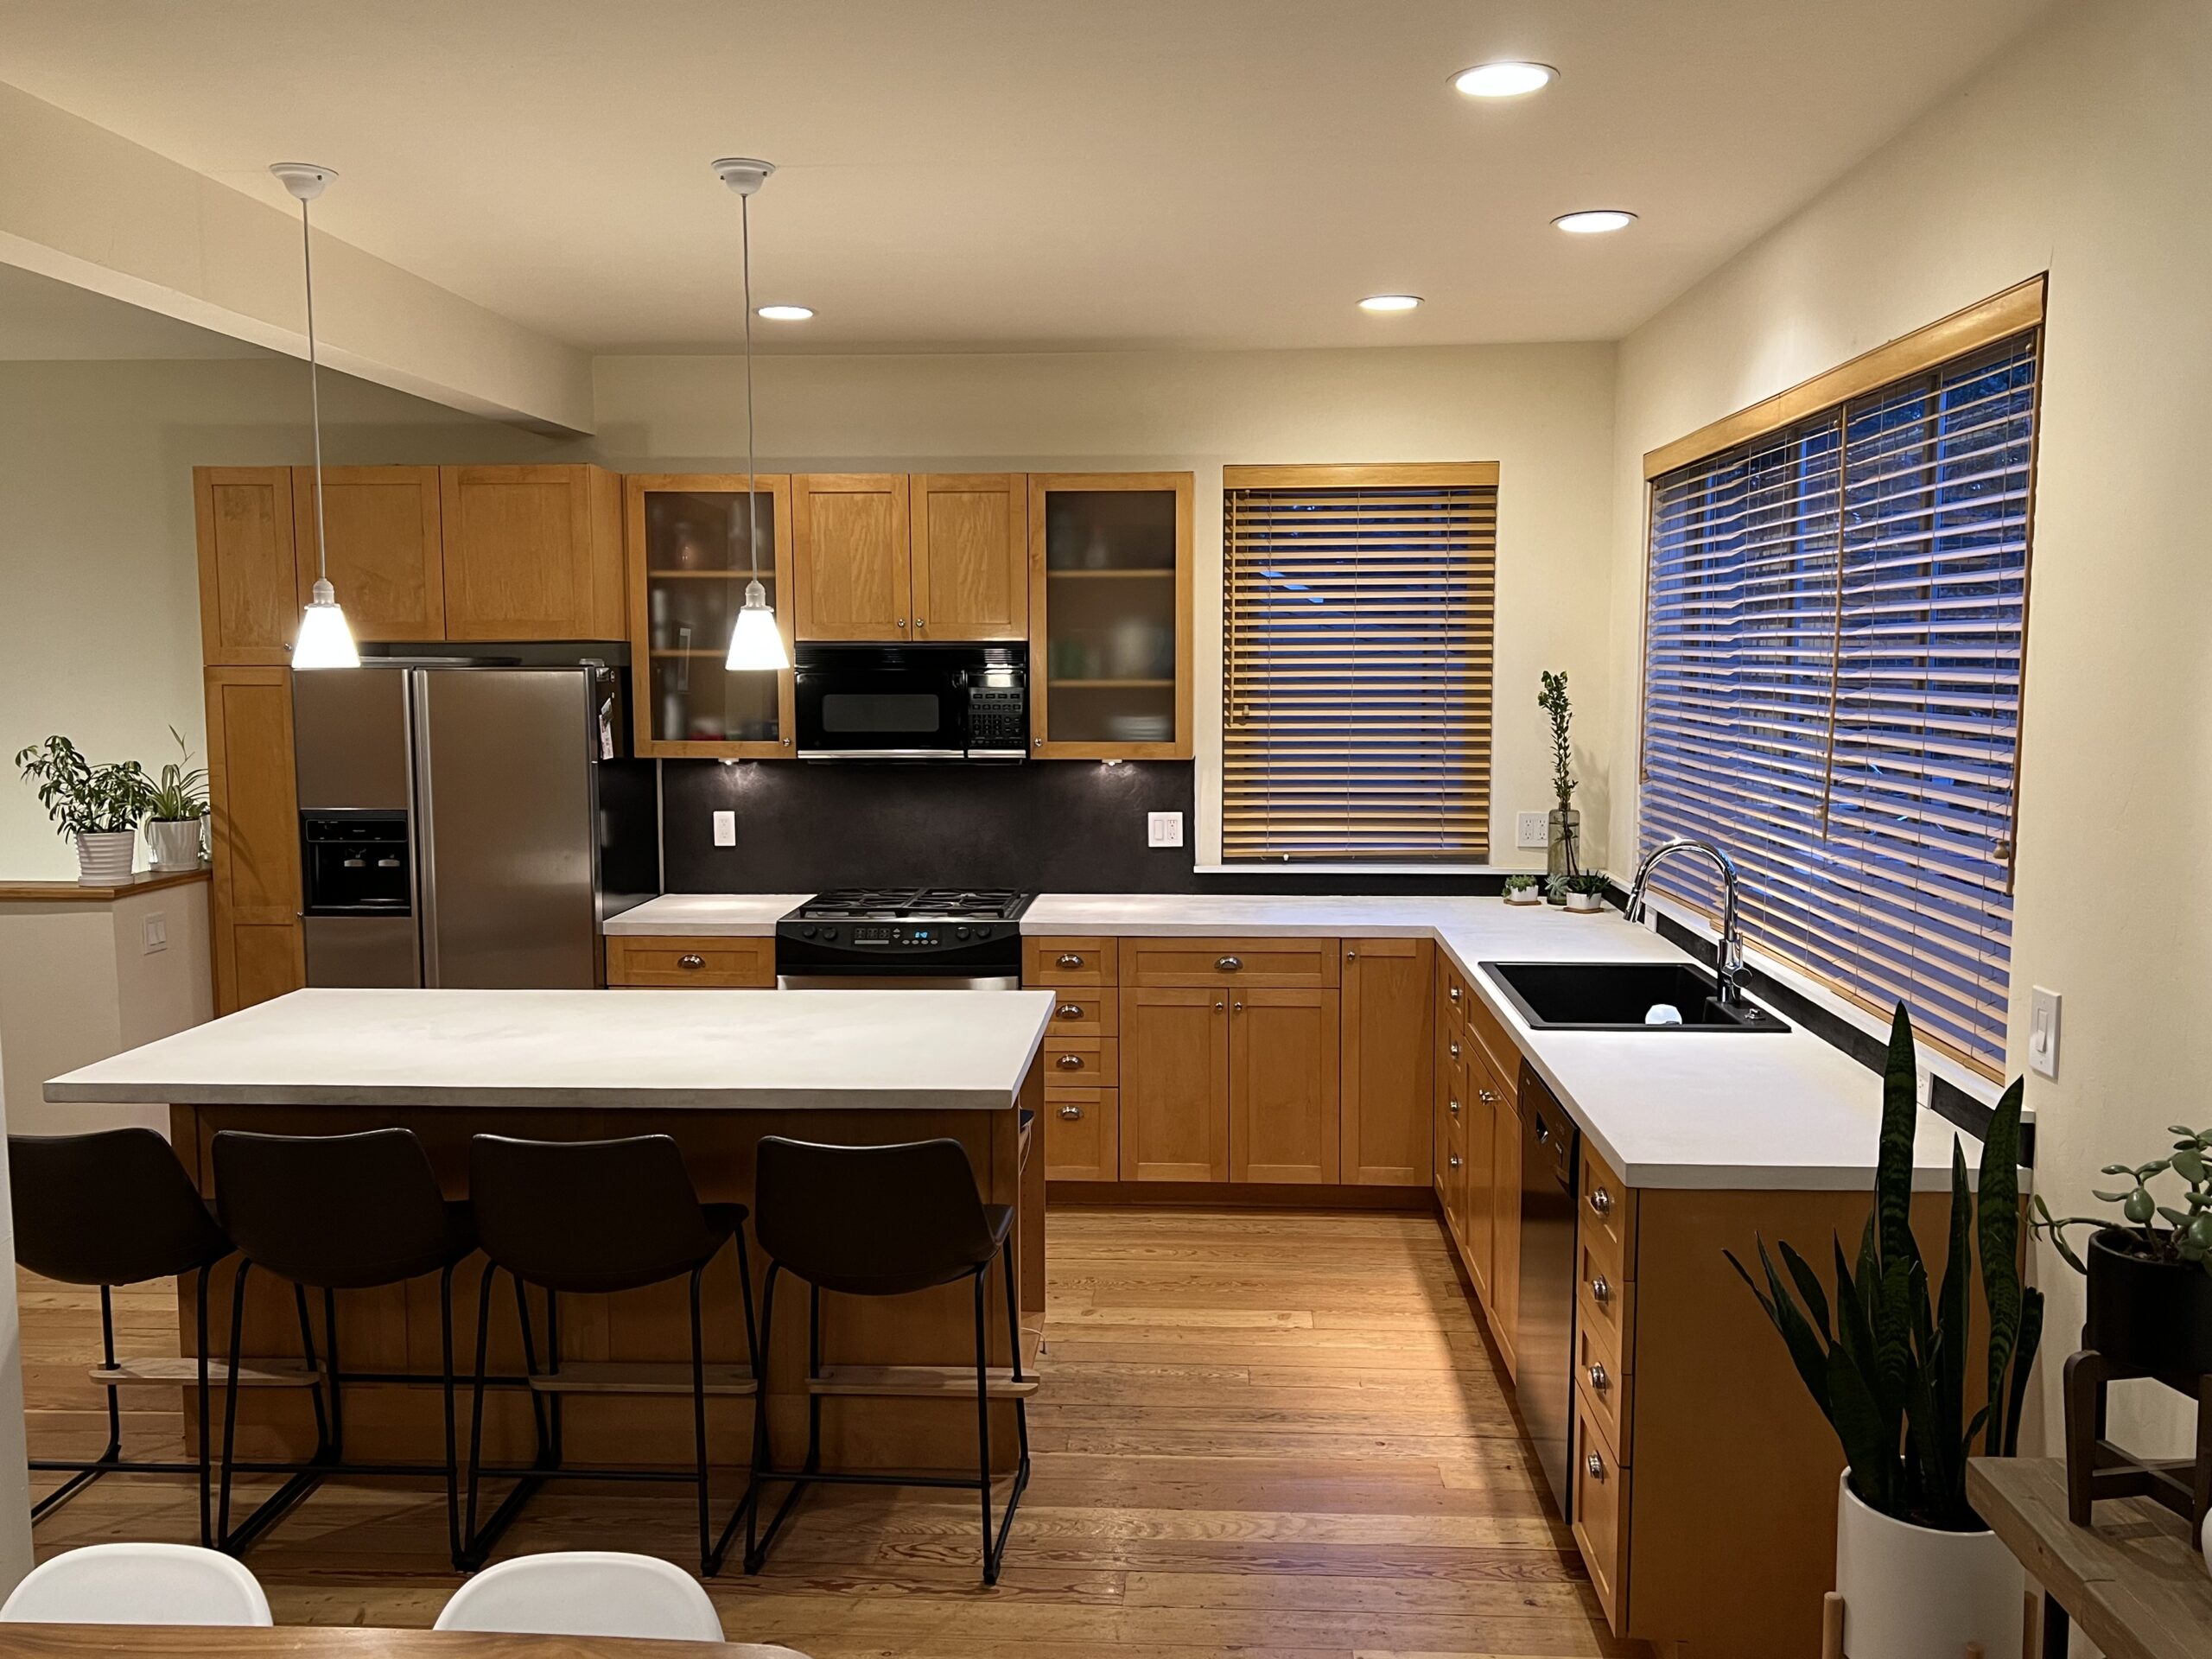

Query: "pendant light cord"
left=741, top=189, right=760, bottom=581
left=300, top=195, right=329, bottom=588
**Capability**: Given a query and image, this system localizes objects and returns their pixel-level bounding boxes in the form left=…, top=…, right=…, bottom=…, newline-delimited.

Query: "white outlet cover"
left=1147, top=811, right=1185, bottom=849
left=711, top=810, right=736, bottom=848
left=1516, top=811, right=1548, bottom=849
left=2028, top=985, right=2061, bottom=1079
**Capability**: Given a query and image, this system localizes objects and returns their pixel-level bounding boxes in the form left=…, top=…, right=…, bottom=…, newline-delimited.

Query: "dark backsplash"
left=659, top=760, right=1507, bottom=896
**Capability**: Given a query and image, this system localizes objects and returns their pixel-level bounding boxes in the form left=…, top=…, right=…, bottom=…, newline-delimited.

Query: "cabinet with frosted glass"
left=1026, top=473, right=1193, bottom=760
left=624, top=474, right=797, bottom=758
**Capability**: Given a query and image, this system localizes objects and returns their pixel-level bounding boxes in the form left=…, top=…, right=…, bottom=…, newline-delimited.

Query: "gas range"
left=774, top=889, right=1034, bottom=986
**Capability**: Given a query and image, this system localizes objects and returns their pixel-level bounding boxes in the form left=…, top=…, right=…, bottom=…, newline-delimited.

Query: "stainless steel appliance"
left=775, top=889, right=1034, bottom=988
left=293, top=662, right=655, bottom=988
left=1517, top=1062, right=1580, bottom=1514
left=792, top=644, right=1027, bottom=760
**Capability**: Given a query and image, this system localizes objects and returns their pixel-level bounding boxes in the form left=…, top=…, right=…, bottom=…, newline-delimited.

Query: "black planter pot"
left=2085, top=1227, right=2212, bottom=1391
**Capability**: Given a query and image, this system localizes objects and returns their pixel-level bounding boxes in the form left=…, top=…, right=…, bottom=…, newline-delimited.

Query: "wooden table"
left=1967, top=1456, right=2212, bottom=1659
left=0, top=1629, right=806, bottom=1658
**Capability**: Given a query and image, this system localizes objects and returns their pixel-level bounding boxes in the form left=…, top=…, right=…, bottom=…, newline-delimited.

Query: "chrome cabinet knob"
left=1586, top=1452, right=1605, bottom=1480
left=1217, top=956, right=1243, bottom=972
left=915, top=618, right=925, bottom=629
left=1449, top=985, right=1461, bottom=1002
left=1448, top=1153, right=1461, bottom=1170
left=678, top=954, right=706, bottom=969
left=1056, top=1002, right=1084, bottom=1020
left=1056, top=1053, right=1086, bottom=1071
left=1057, top=953, right=1084, bottom=969
left=1213, top=1001, right=1224, bottom=1011
left=1588, top=1362, right=1609, bottom=1392
left=1591, top=1274, right=1611, bottom=1304
left=1590, top=1187, right=1614, bottom=1217
left=1448, top=1040, right=1460, bottom=1059
left=1345, top=950, right=1357, bottom=961
left=1058, top=1103, right=1084, bottom=1121
left=1033, top=737, right=1043, bottom=748
left=896, top=617, right=906, bottom=627
left=1448, top=1097, right=1460, bottom=1116
left=1478, top=1087, right=1499, bottom=1104
left=1233, top=1000, right=1243, bottom=1013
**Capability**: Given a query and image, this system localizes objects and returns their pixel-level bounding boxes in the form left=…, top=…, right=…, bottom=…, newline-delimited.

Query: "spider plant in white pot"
left=14, top=736, right=155, bottom=884
left=143, top=727, right=209, bottom=871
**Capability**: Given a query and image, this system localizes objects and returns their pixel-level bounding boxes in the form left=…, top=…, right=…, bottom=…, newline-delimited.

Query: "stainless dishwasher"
left=1517, top=1062, right=1580, bottom=1515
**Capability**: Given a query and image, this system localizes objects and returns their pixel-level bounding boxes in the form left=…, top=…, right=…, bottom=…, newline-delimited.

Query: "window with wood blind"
left=1222, top=463, right=1496, bottom=861
left=1640, top=288, right=2041, bottom=1077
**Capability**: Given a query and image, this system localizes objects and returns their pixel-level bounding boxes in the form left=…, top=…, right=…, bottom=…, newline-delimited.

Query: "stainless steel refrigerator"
left=292, top=663, right=655, bottom=988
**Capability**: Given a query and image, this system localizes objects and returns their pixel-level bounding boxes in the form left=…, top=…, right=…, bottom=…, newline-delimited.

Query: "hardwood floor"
left=19, top=1208, right=1643, bottom=1657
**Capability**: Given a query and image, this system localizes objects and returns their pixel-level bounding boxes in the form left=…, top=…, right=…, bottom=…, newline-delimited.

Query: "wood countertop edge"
left=0, top=868, right=210, bottom=903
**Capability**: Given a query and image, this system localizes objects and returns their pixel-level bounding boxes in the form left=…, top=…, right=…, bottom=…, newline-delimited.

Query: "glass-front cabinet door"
left=626, top=474, right=796, bottom=757
left=1027, top=472, right=1193, bottom=759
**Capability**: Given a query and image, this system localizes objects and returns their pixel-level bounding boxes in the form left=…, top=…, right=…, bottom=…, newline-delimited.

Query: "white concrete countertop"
left=603, top=893, right=809, bottom=937
left=45, top=987, right=1053, bottom=1112
left=1024, top=893, right=1983, bottom=1192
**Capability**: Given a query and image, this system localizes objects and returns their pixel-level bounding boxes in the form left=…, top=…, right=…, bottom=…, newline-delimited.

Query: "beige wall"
left=596, top=342, right=1620, bottom=867
left=0, top=357, right=568, bottom=879
left=1607, top=0, right=2211, bottom=1450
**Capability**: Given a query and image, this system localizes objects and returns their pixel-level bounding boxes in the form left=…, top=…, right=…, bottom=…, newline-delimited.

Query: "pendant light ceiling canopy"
left=273, top=161, right=359, bottom=670
left=712, top=156, right=790, bottom=673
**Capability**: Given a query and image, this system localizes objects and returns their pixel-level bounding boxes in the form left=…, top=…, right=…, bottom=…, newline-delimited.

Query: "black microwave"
left=793, top=644, right=1028, bottom=760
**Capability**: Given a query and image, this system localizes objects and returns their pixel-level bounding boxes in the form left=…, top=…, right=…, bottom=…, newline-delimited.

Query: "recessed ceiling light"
left=1451, top=60, right=1557, bottom=99
left=1553, top=210, right=1637, bottom=235
left=1358, top=294, right=1422, bottom=313
left=756, top=304, right=813, bottom=321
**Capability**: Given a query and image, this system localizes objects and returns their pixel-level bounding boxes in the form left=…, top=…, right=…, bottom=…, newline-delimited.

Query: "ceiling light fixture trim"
left=757, top=304, right=813, bottom=321
left=1450, top=60, right=1558, bottom=99
left=1358, top=294, right=1423, bottom=313
left=1554, top=209, right=1638, bottom=234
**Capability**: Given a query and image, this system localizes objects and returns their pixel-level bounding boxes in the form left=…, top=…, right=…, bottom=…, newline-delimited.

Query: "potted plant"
left=14, top=736, right=155, bottom=884
left=1536, top=670, right=1578, bottom=904
left=1728, top=1007, right=2038, bottom=1659
left=1563, top=870, right=1609, bottom=913
left=2032, top=1127, right=2212, bottom=1392
left=1502, top=874, right=1543, bottom=906
left=144, top=726, right=209, bottom=872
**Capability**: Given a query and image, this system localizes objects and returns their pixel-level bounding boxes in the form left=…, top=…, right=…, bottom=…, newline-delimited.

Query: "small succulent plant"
left=1566, top=871, right=1610, bottom=896
left=2033, top=1123, right=2212, bottom=1276
left=1502, top=874, right=1539, bottom=895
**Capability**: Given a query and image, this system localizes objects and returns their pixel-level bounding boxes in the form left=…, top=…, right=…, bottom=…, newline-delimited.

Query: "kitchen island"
left=45, top=987, right=1052, bottom=1473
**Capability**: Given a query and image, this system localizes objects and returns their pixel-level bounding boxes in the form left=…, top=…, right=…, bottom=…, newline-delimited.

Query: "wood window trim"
left=1640, top=276, right=2046, bottom=481
left=1224, top=461, right=1499, bottom=491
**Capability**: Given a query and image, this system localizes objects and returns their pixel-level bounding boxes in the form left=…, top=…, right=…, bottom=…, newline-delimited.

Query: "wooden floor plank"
left=17, top=1211, right=1642, bottom=1658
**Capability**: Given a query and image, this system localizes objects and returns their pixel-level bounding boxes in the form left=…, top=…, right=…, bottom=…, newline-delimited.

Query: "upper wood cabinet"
left=1340, top=938, right=1435, bottom=1186
left=441, top=465, right=625, bottom=640
left=195, top=467, right=299, bottom=665
left=293, top=466, right=444, bottom=641
left=794, top=474, right=912, bottom=641
left=912, top=474, right=1027, bottom=641
left=1028, top=472, right=1193, bottom=760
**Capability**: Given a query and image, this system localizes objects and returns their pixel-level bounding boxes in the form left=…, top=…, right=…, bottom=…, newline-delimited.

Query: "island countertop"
left=45, top=987, right=1054, bottom=1112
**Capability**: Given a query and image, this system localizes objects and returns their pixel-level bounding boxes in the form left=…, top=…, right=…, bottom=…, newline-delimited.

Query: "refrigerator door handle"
left=410, top=670, right=442, bottom=988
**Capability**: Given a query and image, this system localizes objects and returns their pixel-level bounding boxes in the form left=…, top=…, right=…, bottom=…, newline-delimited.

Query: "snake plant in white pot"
left=1728, top=1006, right=2038, bottom=1659
left=14, top=736, right=156, bottom=884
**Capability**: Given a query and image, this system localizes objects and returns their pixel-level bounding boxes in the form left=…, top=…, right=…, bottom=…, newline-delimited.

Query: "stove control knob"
left=800, top=925, right=817, bottom=939
left=956, top=925, right=971, bottom=940
left=823, top=927, right=839, bottom=942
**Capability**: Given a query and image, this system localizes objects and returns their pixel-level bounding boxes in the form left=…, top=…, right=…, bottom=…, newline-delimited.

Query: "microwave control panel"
left=969, top=687, right=1027, bottom=747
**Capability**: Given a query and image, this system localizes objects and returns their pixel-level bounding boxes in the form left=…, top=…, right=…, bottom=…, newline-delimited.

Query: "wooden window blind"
left=1223, top=463, right=1496, bottom=861
left=1641, top=331, right=2038, bottom=1076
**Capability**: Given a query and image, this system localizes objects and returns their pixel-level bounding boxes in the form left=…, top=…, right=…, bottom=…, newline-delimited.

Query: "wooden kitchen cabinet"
left=602, top=935, right=774, bottom=988
left=1461, top=1042, right=1501, bottom=1307
left=202, top=666, right=304, bottom=1014
left=440, top=464, right=626, bottom=640
left=912, top=474, right=1027, bottom=641
left=1117, top=984, right=1230, bottom=1182
left=1228, top=988, right=1340, bottom=1183
left=1490, top=1079, right=1522, bottom=1379
left=1340, top=938, right=1433, bottom=1185
left=794, top=474, right=912, bottom=641
left=195, top=467, right=298, bottom=665
left=1042, top=1086, right=1118, bottom=1182
left=1027, top=472, right=1194, bottom=760
left=293, top=466, right=445, bottom=641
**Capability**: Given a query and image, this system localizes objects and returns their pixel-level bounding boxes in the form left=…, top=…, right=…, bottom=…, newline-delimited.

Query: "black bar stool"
left=461, top=1133, right=761, bottom=1576
left=746, top=1135, right=1030, bottom=1585
left=8, top=1128, right=235, bottom=1545
left=210, top=1128, right=474, bottom=1566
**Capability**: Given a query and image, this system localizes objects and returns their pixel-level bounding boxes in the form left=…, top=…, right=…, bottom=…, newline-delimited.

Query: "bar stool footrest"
left=527, top=1362, right=757, bottom=1397
left=92, top=1356, right=318, bottom=1389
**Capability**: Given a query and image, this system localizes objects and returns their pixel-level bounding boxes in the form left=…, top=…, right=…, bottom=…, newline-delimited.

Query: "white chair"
left=434, top=1551, right=723, bottom=1642
left=0, top=1541, right=272, bottom=1626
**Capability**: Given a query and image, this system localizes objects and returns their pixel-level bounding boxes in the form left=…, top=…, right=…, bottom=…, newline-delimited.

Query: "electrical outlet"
left=711, top=810, right=736, bottom=849
left=142, top=912, right=167, bottom=954
left=1516, top=811, right=1548, bottom=849
left=2028, top=986, right=2061, bottom=1079
left=1147, top=811, right=1185, bottom=849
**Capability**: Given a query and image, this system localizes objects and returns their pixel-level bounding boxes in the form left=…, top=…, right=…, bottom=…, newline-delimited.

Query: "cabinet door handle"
left=1448, top=1040, right=1460, bottom=1059
left=1057, top=1103, right=1084, bottom=1121
left=1590, top=1274, right=1611, bottom=1304
left=1057, top=953, right=1084, bottom=969
left=1448, top=985, right=1462, bottom=1002
left=1055, top=1053, right=1086, bottom=1071
left=1345, top=949, right=1357, bottom=961
left=1588, top=1362, right=1610, bottom=1393
left=678, top=954, right=706, bottom=970
left=1214, top=1001, right=1224, bottom=1012
left=1586, top=1452, right=1606, bottom=1481
left=896, top=617, right=906, bottom=628
left=1217, top=956, right=1243, bottom=972
left=1055, top=1002, right=1084, bottom=1020
left=1589, top=1186, right=1614, bottom=1217
left=915, top=617, right=925, bottom=629
left=1447, top=1153, right=1461, bottom=1170
left=1233, top=1001, right=1243, bottom=1013
left=1447, top=1097, right=1460, bottom=1117
left=1478, top=1087, right=1499, bottom=1105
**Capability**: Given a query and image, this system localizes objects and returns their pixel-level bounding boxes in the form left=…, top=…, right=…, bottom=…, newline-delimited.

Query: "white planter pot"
left=146, top=817, right=205, bottom=872
left=74, top=830, right=137, bottom=886
left=1565, top=891, right=1605, bottom=912
left=1834, top=1471, right=2022, bottom=1658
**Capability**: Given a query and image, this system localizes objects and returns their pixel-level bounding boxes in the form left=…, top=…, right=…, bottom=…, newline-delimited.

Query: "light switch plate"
left=711, top=810, right=736, bottom=849
left=142, top=912, right=167, bottom=954
left=1147, top=811, right=1185, bottom=849
left=1516, top=811, right=1548, bottom=849
left=2028, top=986, right=2061, bottom=1079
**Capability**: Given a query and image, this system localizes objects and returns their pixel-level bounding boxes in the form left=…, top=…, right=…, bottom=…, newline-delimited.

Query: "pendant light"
left=272, top=162, right=359, bottom=670
left=711, top=157, right=791, bottom=672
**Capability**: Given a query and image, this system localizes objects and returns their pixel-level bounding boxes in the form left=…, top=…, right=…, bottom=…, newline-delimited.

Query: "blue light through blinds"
left=1641, top=334, right=2037, bottom=1074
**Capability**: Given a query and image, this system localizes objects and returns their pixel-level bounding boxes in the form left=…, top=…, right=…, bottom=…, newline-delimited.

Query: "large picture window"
left=1641, top=303, right=2039, bottom=1077
left=1222, top=464, right=1496, bottom=862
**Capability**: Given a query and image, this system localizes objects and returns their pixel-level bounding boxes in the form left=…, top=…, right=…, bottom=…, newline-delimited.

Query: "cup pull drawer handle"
left=1586, top=1452, right=1605, bottom=1481
left=1478, top=1088, right=1499, bottom=1104
left=1217, top=956, right=1243, bottom=972
left=1588, top=1362, right=1609, bottom=1392
left=678, top=954, right=706, bottom=969
left=1055, top=1003, right=1084, bottom=1020
left=1589, top=1186, right=1614, bottom=1217
left=1590, top=1274, right=1611, bottom=1304
left=1057, top=1104, right=1084, bottom=1121
left=1448, top=1040, right=1460, bottom=1058
left=1055, top=1054, right=1086, bottom=1070
left=1447, top=1097, right=1460, bottom=1116
left=1057, top=954, right=1084, bottom=969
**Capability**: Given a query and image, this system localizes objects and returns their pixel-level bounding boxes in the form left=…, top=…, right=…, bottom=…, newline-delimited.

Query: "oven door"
left=794, top=648, right=969, bottom=760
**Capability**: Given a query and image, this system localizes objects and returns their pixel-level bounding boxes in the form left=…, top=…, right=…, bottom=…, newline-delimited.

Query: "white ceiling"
left=0, top=0, right=2056, bottom=356
left=0, top=264, right=266, bottom=360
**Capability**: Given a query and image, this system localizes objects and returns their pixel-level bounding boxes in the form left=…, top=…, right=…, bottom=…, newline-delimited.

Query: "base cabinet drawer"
left=1026, top=937, right=1118, bottom=987
left=1575, top=1299, right=1632, bottom=1460
left=1044, top=1088, right=1118, bottom=1182
left=1044, top=992, right=1117, bottom=1036
left=1045, top=1036, right=1119, bottom=1086
left=1572, top=1394, right=1630, bottom=1633
left=1126, top=937, right=1339, bottom=988
left=605, top=936, right=775, bottom=988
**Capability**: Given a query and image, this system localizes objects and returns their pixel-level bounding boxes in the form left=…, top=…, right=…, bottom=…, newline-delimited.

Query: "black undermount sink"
left=1481, top=962, right=1790, bottom=1033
